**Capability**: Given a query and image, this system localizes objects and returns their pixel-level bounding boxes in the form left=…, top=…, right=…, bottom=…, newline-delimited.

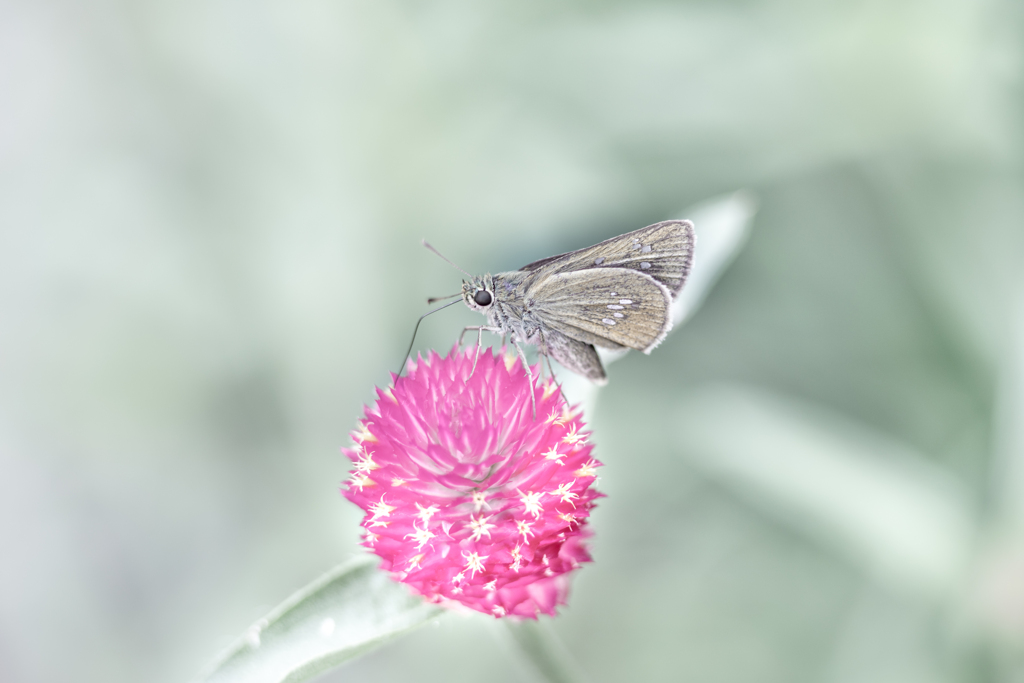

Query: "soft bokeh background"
left=3, top=1, right=1024, bottom=682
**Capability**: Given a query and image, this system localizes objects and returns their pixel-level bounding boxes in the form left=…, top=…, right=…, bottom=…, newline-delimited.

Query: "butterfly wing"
left=543, top=330, right=609, bottom=385
left=519, top=220, right=694, bottom=297
left=525, top=268, right=672, bottom=353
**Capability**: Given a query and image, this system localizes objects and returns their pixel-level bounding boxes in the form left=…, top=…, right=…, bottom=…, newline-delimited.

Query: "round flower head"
left=343, top=346, right=602, bottom=618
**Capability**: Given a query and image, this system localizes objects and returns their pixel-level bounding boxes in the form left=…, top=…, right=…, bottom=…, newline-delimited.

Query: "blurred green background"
left=2, top=1, right=1024, bottom=682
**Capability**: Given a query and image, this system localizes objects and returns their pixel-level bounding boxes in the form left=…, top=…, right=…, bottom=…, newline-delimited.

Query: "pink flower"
left=342, top=347, right=603, bottom=618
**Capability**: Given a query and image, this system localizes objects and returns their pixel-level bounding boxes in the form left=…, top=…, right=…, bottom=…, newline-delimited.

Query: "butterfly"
left=442, top=220, right=695, bottom=385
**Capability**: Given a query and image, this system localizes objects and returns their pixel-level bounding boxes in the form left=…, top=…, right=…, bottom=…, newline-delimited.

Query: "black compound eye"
left=473, top=290, right=493, bottom=306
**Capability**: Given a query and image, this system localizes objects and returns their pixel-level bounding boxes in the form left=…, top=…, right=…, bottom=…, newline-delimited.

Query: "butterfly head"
left=462, top=275, right=495, bottom=313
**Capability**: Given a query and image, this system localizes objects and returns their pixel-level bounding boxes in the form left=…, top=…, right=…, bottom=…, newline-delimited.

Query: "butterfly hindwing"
left=519, top=220, right=694, bottom=297
left=542, top=330, right=608, bottom=385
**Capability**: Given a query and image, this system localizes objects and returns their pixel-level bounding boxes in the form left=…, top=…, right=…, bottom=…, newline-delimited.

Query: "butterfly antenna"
left=396, top=299, right=462, bottom=378
left=422, top=240, right=472, bottom=277
left=426, top=292, right=461, bottom=305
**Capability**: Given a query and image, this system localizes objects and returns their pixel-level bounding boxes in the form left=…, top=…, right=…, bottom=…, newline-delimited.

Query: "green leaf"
left=677, top=384, right=976, bottom=600
left=994, top=289, right=1024, bottom=533
left=669, top=190, right=757, bottom=328
left=193, top=557, right=443, bottom=683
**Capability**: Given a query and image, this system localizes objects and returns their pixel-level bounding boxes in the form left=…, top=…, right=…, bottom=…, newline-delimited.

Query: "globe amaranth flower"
left=342, top=346, right=602, bottom=618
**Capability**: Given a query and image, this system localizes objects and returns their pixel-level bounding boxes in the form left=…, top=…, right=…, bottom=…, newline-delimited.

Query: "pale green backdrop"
left=1, top=1, right=1022, bottom=682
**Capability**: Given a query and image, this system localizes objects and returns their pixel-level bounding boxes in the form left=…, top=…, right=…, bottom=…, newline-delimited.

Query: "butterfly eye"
left=474, top=290, right=492, bottom=306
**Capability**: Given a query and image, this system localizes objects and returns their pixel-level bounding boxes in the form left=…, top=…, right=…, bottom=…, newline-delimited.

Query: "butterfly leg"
left=459, top=326, right=502, bottom=378
left=538, top=332, right=569, bottom=406
left=543, top=353, right=570, bottom=407
left=534, top=334, right=549, bottom=383
left=509, top=337, right=537, bottom=419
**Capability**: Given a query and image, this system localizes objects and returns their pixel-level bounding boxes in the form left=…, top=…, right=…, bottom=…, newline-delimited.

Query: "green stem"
left=502, top=619, right=589, bottom=683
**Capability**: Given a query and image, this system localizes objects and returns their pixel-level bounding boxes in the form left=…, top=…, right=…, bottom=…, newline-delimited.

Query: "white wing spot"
left=632, top=243, right=642, bottom=250
left=602, top=318, right=616, bottom=326
left=594, top=257, right=605, bottom=265
left=632, top=238, right=640, bottom=243
left=640, top=262, right=651, bottom=269
left=614, top=312, right=623, bottom=318
left=619, top=299, right=632, bottom=305
left=642, top=245, right=652, bottom=253
left=607, top=304, right=624, bottom=310
left=610, top=292, right=617, bottom=296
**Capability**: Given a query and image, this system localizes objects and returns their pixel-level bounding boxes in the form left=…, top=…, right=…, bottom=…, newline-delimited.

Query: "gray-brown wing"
left=519, top=220, right=694, bottom=297
left=525, top=267, right=672, bottom=353
left=542, top=329, right=608, bottom=385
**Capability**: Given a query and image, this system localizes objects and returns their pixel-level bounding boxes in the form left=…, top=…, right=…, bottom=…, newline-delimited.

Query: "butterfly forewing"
left=519, top=220, right=694, bottom=297
left=525, top=268, right=672, bottom=352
